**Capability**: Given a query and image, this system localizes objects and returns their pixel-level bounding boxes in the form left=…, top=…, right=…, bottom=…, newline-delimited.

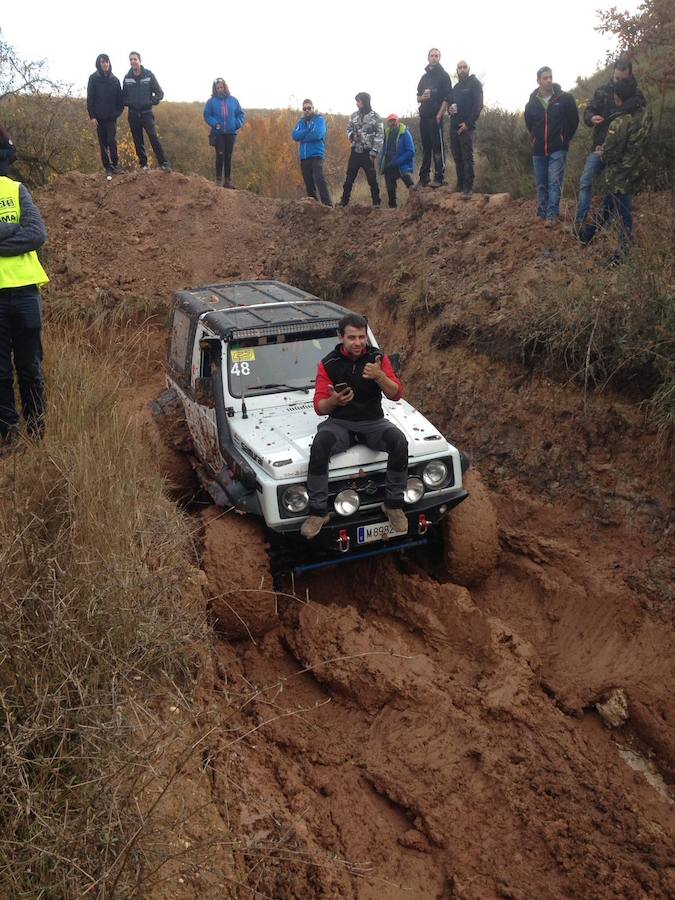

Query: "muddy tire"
left=441, top=469, right=499, bottom=586
left=147, top=389, right=198, bottom=503
left=202, top=507, right=277, bottom=639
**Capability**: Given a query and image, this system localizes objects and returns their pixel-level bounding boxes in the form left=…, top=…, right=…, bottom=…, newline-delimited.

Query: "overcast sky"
left=3, top=1, right=638, bottom=115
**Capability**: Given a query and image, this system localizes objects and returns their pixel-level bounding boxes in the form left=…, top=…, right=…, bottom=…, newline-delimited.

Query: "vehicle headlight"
left=404, top=477, right=424, bottom=504
left=282, top=484, right=309, bottom=513
left=422, top=460, right=448, bottom=488
left=334, top=489, right=360, bottom=516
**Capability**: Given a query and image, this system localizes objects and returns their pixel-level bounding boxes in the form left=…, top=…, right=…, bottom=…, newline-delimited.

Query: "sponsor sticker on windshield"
left=231, top=349, right=256, bottom=362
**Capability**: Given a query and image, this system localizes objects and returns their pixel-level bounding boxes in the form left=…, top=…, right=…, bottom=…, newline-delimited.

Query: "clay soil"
left=39, top=172, right=673, bottom=898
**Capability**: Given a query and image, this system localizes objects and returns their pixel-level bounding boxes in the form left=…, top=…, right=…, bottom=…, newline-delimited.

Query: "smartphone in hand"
left=334, top=383, right=349, bottom=393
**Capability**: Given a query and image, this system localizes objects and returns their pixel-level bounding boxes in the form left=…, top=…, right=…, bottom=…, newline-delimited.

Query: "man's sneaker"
left=383, top=506, right=408, bottom=534
left=112, top=165, right=123, bottom=175
left=372, top=202, right=381, bottom=208
left=462, top=189, right=473, bottom=199
left=105, top=169, right=113, bottom=181
left=430, top=179, right=445, bottom=189
left=141, top=165, right=149, bottom=172
left=415, top=180, right=430, bottom=190
left=160, top=162, right=172, bottom=172
left=301, top=513, right=331, bottom=540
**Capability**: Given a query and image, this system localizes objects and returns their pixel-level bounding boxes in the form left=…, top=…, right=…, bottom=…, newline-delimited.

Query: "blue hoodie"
left=292, top=114, right=327, bottom=160
left=379, top=124, right=415, bottom=174
left=203, top=95, right=245, bottom=136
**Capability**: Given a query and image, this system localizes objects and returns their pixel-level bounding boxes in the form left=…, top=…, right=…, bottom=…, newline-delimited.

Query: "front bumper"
left=268, top=490, right=468, bottom=571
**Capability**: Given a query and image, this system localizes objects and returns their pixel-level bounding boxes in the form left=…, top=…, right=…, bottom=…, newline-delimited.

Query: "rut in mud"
left=39, top=172, right=674, bottom=897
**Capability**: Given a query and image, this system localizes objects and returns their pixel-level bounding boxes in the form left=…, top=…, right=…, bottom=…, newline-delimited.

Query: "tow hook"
left=417, top=513, right=429, bottom=535
left=337, top=529, right=350, bottom=553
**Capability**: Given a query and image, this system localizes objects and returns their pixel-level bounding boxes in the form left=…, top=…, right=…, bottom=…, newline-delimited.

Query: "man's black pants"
left=0, top=285, right=45, bottom=440
left=96, top=118, right=119, bottom=171
left=340, top=150, right=381, bottom=206
left=214, top=133, right=237, bottom=180
left=384, top=168, right=414, bottom=207
left=419, top=117, right=445, bottom=183
left=128, top=109, right=167, bottom=167
left=300, top=157, right=332, bottom=206
left=306, top=417, right=408, bottom=515
left=450, top=128, right=475, bottom=192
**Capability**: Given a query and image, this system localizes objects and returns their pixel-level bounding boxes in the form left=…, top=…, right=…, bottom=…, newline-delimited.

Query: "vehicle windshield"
left=227, top=334, right=337, bottom=398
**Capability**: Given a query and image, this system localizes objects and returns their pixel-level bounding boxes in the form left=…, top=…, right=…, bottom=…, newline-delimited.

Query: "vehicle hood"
left=229, top=396, right=451, bottom=480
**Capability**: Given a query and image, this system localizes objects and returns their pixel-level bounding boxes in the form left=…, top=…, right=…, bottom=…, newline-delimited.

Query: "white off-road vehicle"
left=152, top=281, right=497, bottom=633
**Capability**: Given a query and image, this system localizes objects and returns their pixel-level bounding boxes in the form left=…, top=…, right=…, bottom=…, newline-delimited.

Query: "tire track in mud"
left=203, top=553, right=675, bottom=899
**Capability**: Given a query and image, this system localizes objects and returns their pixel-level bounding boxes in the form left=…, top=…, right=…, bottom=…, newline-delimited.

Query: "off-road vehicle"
left=152, top=280, right=498, bottom=633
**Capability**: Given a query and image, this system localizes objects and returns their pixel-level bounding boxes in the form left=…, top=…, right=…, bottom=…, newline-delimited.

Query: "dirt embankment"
left=38, top=173, right=674, bottom=898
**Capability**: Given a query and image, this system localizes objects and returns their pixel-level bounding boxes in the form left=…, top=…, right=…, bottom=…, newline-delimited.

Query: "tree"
left=0, top=30, right=57, bottom=102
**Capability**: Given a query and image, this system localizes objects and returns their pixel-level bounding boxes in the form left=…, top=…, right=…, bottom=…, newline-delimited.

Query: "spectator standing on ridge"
left=380, top=114, right=415, bottom=208
left=122, top=51, right=171, bottom=172
left=449, top=60, right=483, bottom=198
left=301, top=313, right=408, bottom=540
left=574, top=56, right=646, bottom=233
left=416, top=49, right=453, bottom=188
left=203, top=78, right=245, bottom=189
left=338, top=93, right=383, bottom=208
left=292, top=99, right=332, bottom=206
left=86, top=54, right=124, bottom=180
left=578, top=80, right=651, bottom=265
left=524, top=66, right=579, bottom=226
left=0, top=128, right=49, bottom=455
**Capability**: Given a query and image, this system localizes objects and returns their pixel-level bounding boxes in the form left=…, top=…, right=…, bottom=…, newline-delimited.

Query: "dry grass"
left=503, top=196, right=674, bottom=435
left=0, top=320, right=209, bottom=896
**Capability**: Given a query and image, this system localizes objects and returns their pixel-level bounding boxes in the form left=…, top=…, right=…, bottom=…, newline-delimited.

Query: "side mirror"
left=194, top=376, right=215, bottom=408
left=389, top=352, right=402, bottom=375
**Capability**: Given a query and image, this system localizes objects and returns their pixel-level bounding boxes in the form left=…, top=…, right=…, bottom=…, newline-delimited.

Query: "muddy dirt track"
left=40, top=173, right=673, bottom=898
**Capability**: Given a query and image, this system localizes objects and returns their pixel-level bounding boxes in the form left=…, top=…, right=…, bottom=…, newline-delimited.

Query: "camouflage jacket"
left=603, top=106, right=652, bottom=194
left=346, top=109, right=384, bottom=156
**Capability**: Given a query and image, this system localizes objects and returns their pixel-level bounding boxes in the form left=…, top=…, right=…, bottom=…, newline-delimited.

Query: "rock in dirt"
left=595, top=688, right=629, bottom=728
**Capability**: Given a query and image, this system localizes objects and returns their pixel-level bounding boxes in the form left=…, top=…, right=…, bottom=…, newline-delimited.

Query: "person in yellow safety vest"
left=0, top=127, right=49, bottom=454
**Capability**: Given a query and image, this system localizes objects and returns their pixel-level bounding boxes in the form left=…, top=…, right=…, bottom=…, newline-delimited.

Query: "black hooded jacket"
left=86, top=55, right=123, bottom=121
left=524, top=84, right=579, bottom=156
left=583, top=75, right=646, bottom=148
left=417, top=64, right=453, bottom=119
left=451, top=73, right=483, bottom=132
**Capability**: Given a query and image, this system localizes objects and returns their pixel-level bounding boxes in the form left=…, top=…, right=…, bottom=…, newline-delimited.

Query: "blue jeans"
left=575, top=151, right=606, bottom=224
left=533, top=150, right=568, bottom=220
left=0, top=285, right=45, bottom=439
left=579, top=193, right=633, bottom=252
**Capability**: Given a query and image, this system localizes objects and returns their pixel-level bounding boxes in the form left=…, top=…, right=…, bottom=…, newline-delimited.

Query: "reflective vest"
left=0, top=177, right=49, bottom=289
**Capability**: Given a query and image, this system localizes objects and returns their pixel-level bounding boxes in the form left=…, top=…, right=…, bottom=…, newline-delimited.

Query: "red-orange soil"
left=39, top=172, right=673, bottom=898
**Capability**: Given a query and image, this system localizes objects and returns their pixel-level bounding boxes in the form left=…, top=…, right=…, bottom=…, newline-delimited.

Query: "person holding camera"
left=203, top=78, right=245, bottom=188
left=338, top=93, right=384, bottom=208
left=301, top=313, right=408, bottom=540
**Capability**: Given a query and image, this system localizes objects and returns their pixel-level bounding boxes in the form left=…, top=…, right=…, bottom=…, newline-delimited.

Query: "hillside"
left=20, top=171, right=675, bottom=897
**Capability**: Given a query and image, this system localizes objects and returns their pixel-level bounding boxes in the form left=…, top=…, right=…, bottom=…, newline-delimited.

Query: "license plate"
left=357, top=520, right=407, bottom=545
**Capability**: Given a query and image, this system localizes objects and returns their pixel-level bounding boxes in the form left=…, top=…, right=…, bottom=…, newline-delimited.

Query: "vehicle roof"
left=174, top=280, right=350, bottom=340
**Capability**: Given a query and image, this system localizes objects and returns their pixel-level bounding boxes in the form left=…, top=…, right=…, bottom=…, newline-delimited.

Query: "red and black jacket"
left=313, top=344, right=403, bottom=421
left=524, top=85, right=579, bottom=156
